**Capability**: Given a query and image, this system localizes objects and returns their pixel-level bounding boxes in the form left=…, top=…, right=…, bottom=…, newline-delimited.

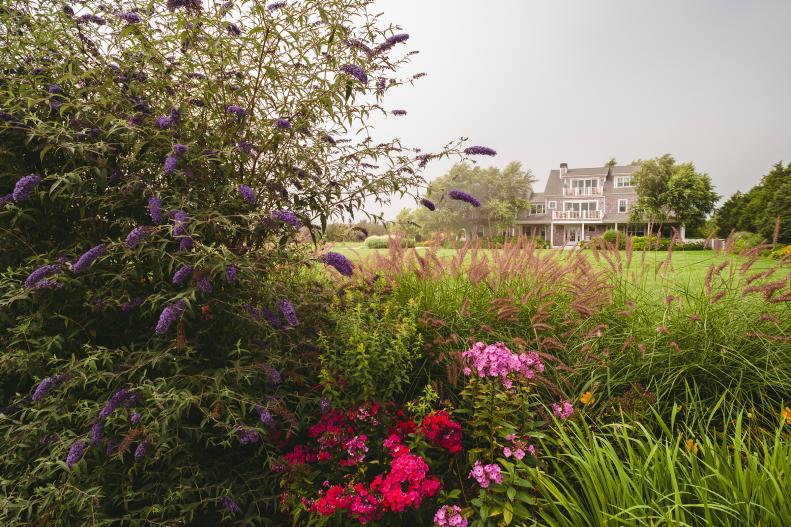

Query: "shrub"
left=729, top=231, right=765, bottom=254
left=365, top=235, right=416, bottom=249
left=0, top=0, right=469, bottom=523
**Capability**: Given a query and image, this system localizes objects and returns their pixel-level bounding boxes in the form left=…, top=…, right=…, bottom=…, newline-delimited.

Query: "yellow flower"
left=684, top=439, right=699, bottom=454
left=580, top=391, right=595, bottom=405
left=783, top=407, right=791, bottom=426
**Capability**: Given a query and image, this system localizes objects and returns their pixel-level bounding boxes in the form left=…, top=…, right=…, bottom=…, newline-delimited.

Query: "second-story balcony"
left=552, top=210, right=603, bottom=221
left=563, top=186, right=603, bottom=196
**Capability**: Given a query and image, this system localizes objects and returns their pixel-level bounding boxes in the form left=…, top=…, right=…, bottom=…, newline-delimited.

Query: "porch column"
left=581, top=221, right=585, bottom=241
left=615, top=222, right=619, bottom=233
left=550, top=223, right=554, bottom=247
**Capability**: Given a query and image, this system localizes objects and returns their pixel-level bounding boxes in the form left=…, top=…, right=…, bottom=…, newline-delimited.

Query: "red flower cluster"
left=309, top=452, right=440, bottom=523
left=420, top=410, right=463, bottom=454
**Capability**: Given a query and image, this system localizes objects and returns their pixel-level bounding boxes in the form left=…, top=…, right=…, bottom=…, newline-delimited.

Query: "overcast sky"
left=366, top=0, right=791, bottom=219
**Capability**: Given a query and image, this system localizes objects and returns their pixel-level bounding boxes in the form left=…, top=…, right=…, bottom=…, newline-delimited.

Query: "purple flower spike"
left=12, top=174, right=42, bottom=203
left=164, top=155, right=178, bottom=174
left=227, top=105, right=246, bottom=119
left=91, top=421, right=104, bottom=446
left=320, top=252, right=353, bottom=277
left=275, top=118, right=291, bottom=129
left=385, top=33, right=410, bottom=46
left=156, top=299, right=186, bottom=335
left=32, top=374, right=68, bottom=401
left=421, top=198, right=436, bottom=211
left=99, top=388, right=135, bottom=419
left=222, top=496, right=241, bottom=514
left=391, top=109, right=407, bottom=116
left=196, top=275, right=212, bottom=293
left=256, top=404, right=275, bottom=427
left=25, top=264, right=61, bottom=289
left=266, top=1, right=286, bottom=11
left=1, top=193, right=13, bottom=207
left=156, top=115, right=172, bottom=129
left=238, top=184, right=255, bottom=205
left=236, top=427, right=260, bottom=445
left=278, top=298, right=299, bottom=327
left=225, top=265, right=237, bottom=283
left=171, top=210, right=189, bottom=237
left=464, top=146, right=497, bottom=156
left=172, top=144, right=188, bottom=156
left=179, top=236, right=194, bottom=252
left=271, top=210, right=300, bottom=228
left=148, top=196, right=164, bottom=224
left=134, top=441, right=148, bottom=461
left=130, top=412, right=141, bottom=424
left=71, top=244, right=107, bottom=273
left=117, top=12, right=142, bottom=23
left=172, top=265, right=193, bottom=285
left=66, top=440, right=87, bottom=467
left=448, top=189, right=481, bottom=208
left=124, top=226, right=151, bottom=249
left=339, top=64, right=368, bottom=84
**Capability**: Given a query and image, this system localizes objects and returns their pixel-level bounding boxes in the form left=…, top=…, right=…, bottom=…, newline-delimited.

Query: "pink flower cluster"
left=552, top=400, right=574, bottom=420
left=462, top=342, right=544, bottom=388
left=341, top=434, right=369, bottom=466
left=468, top=460, right=503, bottom=488
left=434, top=504, right=468, bottom=527
left=502, top=433, right=536, bottom=460
left=420, top=410, right=463, bottom=454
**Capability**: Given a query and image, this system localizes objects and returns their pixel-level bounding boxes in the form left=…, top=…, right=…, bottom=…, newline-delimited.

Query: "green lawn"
left=329, top=242, right=786, bottom=292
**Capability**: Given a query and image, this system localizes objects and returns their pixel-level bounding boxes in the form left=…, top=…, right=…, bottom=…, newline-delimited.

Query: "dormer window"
left=616, top=176, right=634, bottom=188
left=547, top=201, right=557, bottom=210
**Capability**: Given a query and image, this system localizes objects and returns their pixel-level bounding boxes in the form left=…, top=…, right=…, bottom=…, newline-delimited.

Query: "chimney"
left=560, top=163, right=568, bottom=177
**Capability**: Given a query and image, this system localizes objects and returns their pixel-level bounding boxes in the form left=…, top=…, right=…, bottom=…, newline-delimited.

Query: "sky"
left=366, top=0, right=791, bottom=220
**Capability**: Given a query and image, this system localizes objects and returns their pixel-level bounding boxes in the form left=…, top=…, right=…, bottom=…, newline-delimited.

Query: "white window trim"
left=563, top=200, right=599, bottom=212
left=547, top=201, right=557, bottom=210
left=618, top=199, right=628, bottom=213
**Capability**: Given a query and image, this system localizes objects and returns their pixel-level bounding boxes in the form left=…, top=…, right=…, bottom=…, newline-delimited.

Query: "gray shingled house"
left=516, top=163, right=680, bottom=248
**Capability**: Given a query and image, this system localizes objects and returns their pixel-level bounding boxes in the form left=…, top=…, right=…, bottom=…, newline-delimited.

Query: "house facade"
left=516, top=163, right=670, bottom=248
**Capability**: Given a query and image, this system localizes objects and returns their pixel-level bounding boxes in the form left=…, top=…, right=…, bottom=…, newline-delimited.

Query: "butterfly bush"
left=0, top=0, right=483, bottom=522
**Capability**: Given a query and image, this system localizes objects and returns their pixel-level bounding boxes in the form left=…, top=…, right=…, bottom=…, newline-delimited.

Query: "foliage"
left=713, top=161, right=791, bottom=243
left=319, top=292, right=423, bottom=407
left=365, top=235, right=415, bottom=249
left=630, top=155, right=719, bottom=234
left=0, top=0, right=470, bottom=524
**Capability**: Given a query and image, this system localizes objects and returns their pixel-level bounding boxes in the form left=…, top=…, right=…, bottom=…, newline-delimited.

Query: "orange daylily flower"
left=580, top=391, right=595, bottom=405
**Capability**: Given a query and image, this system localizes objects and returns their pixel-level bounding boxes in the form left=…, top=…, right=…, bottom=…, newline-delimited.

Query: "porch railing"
left=563, top=187, right=602, bottom=196
left=552, top=210, right=603, bottom=220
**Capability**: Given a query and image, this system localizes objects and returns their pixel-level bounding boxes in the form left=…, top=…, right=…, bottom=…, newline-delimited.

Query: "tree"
left=605, top=158, right=617, bottom=168
left=0, top=1, right=472, bottom=523
left=714, top=162, right=791, bottom=243
left=414, top=161, right=536, bottom=238
left=630, top=155, right=718, bottom=236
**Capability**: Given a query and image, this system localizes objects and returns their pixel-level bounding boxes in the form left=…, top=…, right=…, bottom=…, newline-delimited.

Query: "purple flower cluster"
left=274, top=118, right=291, bottom=129
left=156, top=299, right=186, bottom=335
left=421, top=198, right=436, bottom=211
left=238, top=184, right=255, bottom=205
left=271, top=209, right=300, bottom=228
left=117, top=12, right=142, bottom=23
left=434, top=505, right=467, bottom=527
left=468, top=460, right=503, bottom=488
left=463, top=146, right=497, bottom=156
left=66, top=440, right=87, bottom=467
left=121, top=297, right=144, bottom=313
left=391, top=109, right=407, bottom=116
left=256, top=404, right=275, bottom=427
left=172, top=265, right=193, bottom=285
left=130, top=412, right=142, bottom=425
left=266, top=1, right=287, bottom=11
left=278, top=298, right=299, bottom=327
left=376, top=33, right=410, bottom=54
left=225, top=265, right=238, bottom=283
left=339, top=64, right=368, bottom=84
left=448, top=189, right=481, bottom=208
left=12, top=174, right=42, bottom=203
left=462, top=342, right=544, bottom=389
left=99, top=388, right=137, bottom=419
left=163, top=155, right=178, bottom=174
left=196, top=275, right=212, bottom=293
left=171, top=210, right=188, bottom=236
left=552, top=400, right=574, bottom=420
left=0, top=193, right=13, bottom=207
left=79, top=13, right=106, bottom=25
left=25, top=263, right=62, bottom=289
left=222, top=496, right=241, bottom=514
left=148, top=196, right=164, bottom=224
left=71, top=244, right=107, bottom=274
left=134, top=441, right=148, bottom=461
left=237, top=427, right=260, bottom=444
left=91, top=421, right=104, bottom=446
left=179, top=236, right=194, bottom=252
left=156, top=115, right=173, bottom=129
left=167, top=0, right=203, bottom=11
left=227, top=105, right=246, bottom=119
left=320, top=252, right=354, bottom=277
left=124, top=226, right=152, bottom=249
left=236, top=140, right=255, bottom=154
left=31, top=374, right=69, bottom=401
left=172, top=143, right=188, bottom=156
left=347, top=38, right=373, bottom=54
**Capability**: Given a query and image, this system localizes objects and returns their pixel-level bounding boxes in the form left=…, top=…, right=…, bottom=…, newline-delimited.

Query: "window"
left=571, top=178, right=599, bottom=189
left=527, top=203, right=545, bottom=215
left=564, top=201, right=598, bottom=212
left=618, top=199, right=628, bottom=213
left=616, top=176, right=633, bottom=188
left=547, top=201, right=556, bottom=210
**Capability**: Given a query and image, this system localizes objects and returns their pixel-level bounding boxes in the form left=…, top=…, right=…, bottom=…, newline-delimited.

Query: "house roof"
left=538, top=164, right=640, bottom=197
